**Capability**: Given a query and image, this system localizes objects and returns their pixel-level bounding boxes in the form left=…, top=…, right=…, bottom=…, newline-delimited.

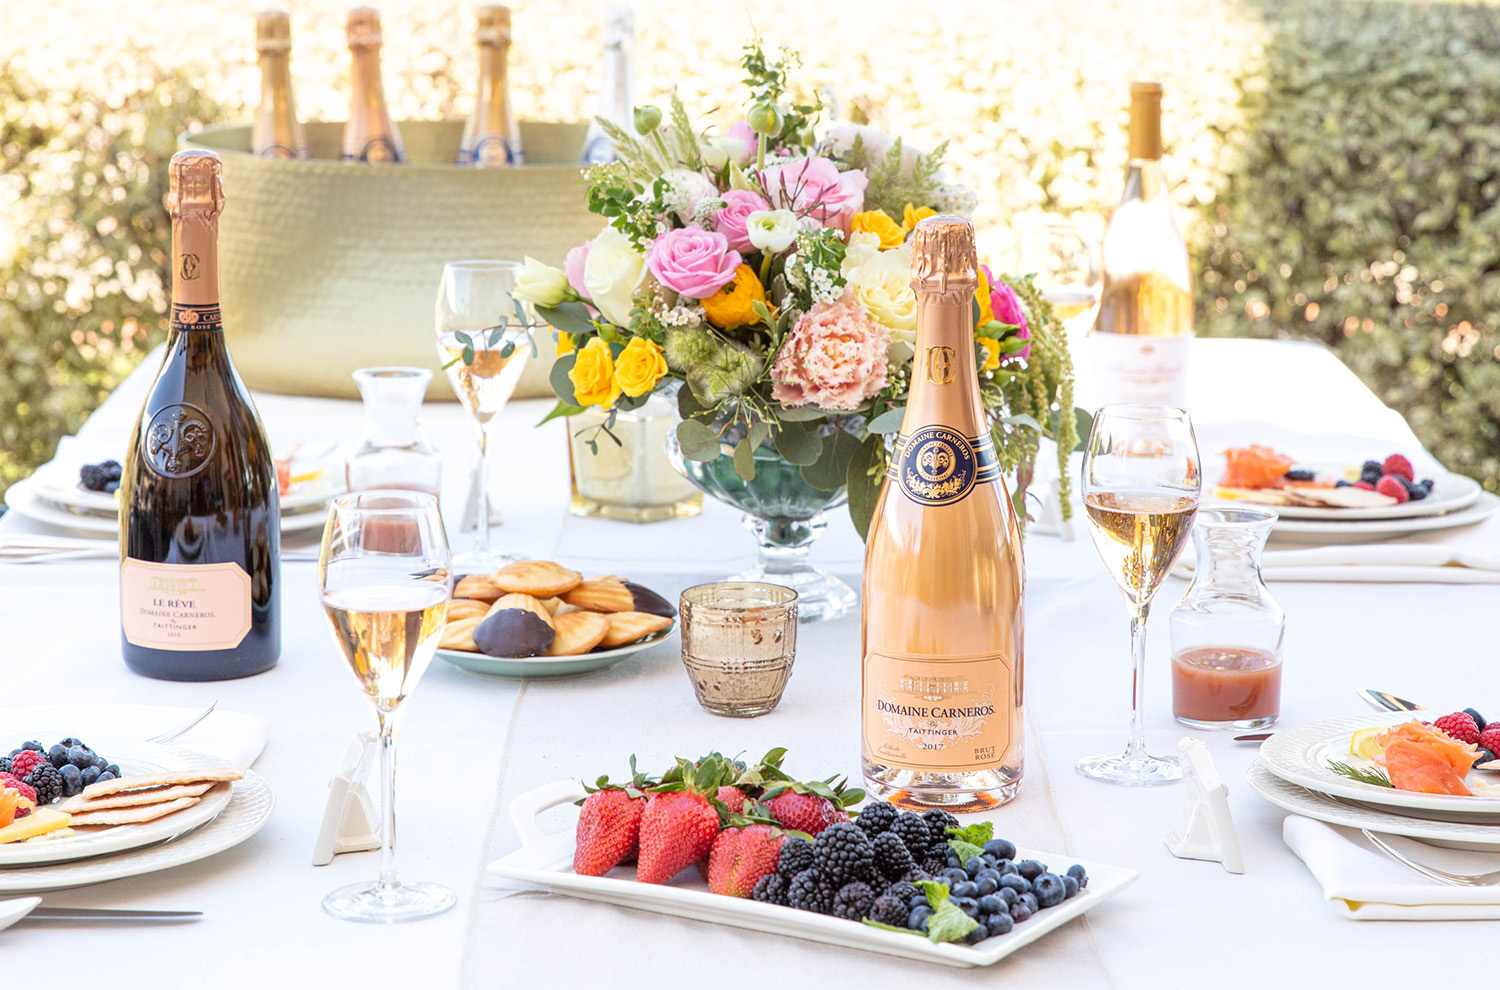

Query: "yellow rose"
left=978, top=337, right=1001, bottom=373
left=699, top=264, right=768, bottom=330
left=613, top=337, right=668, bottom=398
left=569, top=337, right=621, bottom=408
left=845, top=248, right=917, bottom=331
left=850, top=209, right=906, bottom=250
left=974, top=265, right=994, bottom=327
left=903, top=203, right=937, bottom=229
left=555, top=332, right=577, bottom=357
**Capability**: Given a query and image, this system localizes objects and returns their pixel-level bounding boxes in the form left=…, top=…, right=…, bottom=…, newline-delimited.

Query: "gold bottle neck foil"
left=476, top=5, right=512, bottom=46
left=256, top=10, right=291, bottom=54
left=1129, top=81, right=1163, bottom=161
left=903, top=215, right=984, bottom=438
left=168, top=151, right=222, bottom=311
left=347, top=6, right=383, bottom=48
left=909, top=215, right=979, bottom=298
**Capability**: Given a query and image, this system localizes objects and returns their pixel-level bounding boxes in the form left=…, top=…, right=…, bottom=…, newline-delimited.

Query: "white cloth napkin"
left=1283, top=815, right=1500, bottom=919
left=1177, top=544, right=1500, bottom=584
left=0, top=704, right=270, bottom=767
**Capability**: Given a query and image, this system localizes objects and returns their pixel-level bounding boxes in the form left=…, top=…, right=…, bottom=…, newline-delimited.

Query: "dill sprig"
left=1328, top=761, right=1394, bottom=788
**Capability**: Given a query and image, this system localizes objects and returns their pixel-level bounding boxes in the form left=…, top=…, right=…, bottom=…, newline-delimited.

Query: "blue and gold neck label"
left=170, top=302, right=222, bottom=333
left=889, top=427, right=999, bottom=506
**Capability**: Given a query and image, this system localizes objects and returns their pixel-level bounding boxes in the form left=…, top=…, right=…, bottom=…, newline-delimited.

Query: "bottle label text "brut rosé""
left=864, top=649, right=1015, bottom=772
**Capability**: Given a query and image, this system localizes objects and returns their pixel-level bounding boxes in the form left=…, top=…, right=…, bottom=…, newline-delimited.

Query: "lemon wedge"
left=1350, top=727, right=1386, bottom=760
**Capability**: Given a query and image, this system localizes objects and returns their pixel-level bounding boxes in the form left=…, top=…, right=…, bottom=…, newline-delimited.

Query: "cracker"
left=66, top=796, right=201, bottom=826
left=77, top=767, right=244, bottom=801
left=1294, top=486, right=1397, bottom=509
left=58, top=781, right=214, bottom=814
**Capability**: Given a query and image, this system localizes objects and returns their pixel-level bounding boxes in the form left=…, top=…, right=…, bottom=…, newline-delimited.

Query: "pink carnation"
left=759, top=155, right=868, bottom=227
left=714, top=189, right=770, bottom=254
left=646, top=227, right=741, bottom=300
left=987, top=276, right=1031, bottom=363
left=771, top=293, right=890, bottom=411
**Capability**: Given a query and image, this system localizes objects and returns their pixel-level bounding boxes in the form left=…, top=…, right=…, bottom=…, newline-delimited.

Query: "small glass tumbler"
left=680, top=582, right=798, bottom=717
left=1168, top=507, right=1286, bottom=730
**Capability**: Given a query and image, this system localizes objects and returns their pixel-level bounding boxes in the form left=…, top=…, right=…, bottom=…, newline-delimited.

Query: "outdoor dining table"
left=2, top=336, right=1494, bottom=987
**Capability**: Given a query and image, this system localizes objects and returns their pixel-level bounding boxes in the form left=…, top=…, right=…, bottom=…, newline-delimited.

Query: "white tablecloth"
left=3, top=338, right=1497, bottom=987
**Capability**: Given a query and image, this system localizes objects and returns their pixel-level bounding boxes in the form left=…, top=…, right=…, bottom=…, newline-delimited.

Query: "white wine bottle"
left=119, top=150, right=281, bottom=680
left=862, top=215, right=1026, bottom=810
left=250, top=10, right=309, bottom=160
left=1094, top=81, right=1193, bottom=407
left=580, top=5, right=634, bottom=165
left=343, top=7, right=406, bottom=164
left=457, top=5, right=523, bottom=166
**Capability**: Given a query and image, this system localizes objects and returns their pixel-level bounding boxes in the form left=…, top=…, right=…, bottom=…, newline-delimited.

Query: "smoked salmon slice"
left=1219, top=445, right=1295, bottom=490
left=1375, top=721, right=1479, bottom=796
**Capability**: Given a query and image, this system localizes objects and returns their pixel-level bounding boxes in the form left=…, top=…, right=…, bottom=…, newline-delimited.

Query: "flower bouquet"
left=514, top=43, right=1077, bottom=616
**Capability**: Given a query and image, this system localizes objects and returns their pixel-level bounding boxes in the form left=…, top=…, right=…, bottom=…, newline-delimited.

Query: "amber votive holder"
left=679, top=582, right=798, bottom=717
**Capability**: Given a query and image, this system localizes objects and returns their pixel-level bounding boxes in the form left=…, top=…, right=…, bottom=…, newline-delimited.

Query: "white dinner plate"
left=0, top=769, right=272, bottom=893
left=0, top=898, right=40, bottom=931
left=1211, top=464, right=1481, bottom=521
left=1267, top=492, right=1499, bottom=546
left=489, top=781, right=1138, bottom=969
left=4, top=477, right=331, bottom=537
left=1259, top=711, right=1500, bottom=821
left=0, top=742, right=235, bottom=867
left=1247, top=760, right=1500, bottom=852
left=30, top=475, right=339, bottom=518
left=436, top=623, right=676, bottom=680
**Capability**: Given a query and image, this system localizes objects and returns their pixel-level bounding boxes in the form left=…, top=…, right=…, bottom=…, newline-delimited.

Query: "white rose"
left=845, top=247, right=916, bottom=332
left=745, top=209, right=800, bottom=254
left=700, top=135, right=751, bottom=170
left=662, top=167, right=718, bottom=224
left=820, top=123, right=920, bottom=175
left=511, top=256, right=570, bottom=308
left=840, top=232, right=883, bottom=277
left=582, top=226, right=645, bottom=328
left=886, top=328, right=915, bottom=365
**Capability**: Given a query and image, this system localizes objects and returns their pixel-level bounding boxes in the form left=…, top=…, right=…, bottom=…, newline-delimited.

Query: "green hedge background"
left=2, top=0, right=1496, bottom=496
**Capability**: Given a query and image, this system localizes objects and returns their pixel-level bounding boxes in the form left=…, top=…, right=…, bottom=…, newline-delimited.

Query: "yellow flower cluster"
left=848, top=202, right=940, bottom=253
left=701, top=264, right=769, bottom=330
left=567, top=337, right=669, bottom=409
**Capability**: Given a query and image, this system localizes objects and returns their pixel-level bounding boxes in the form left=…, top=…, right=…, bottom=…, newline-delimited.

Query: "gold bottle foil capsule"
left=347, top=6, right=383, bottom=47
left=1129, top=81, right=1163, bottom=161
left=476, top=4, right=511, bottom=45
left=255, top=10, right=291, bottom=53
left=167, top=150, right=225, bottom=219
left=909, top=215, right=978, bottom=296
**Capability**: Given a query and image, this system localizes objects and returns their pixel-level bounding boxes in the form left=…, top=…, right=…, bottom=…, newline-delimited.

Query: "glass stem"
left=475, top=424, right=491, bottom=562
left=376, top=709, right=399, bottom=892
left=1124, top=602, right=1150, bottom=760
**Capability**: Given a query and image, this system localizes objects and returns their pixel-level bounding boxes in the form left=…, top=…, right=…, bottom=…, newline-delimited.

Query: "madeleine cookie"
left=446, top=598, right=490, bottom=622
left=600, top=611, right=673, bottom=648
left=492, top=560, right=583, bottom=598
left=544, top=611, right=611, bottom=656
left=562, top=578, right=676, bottom=618
left=474, top=594, right=556, bottom=657
left=454, top=574, right=504, bottom=603
left=486, top=593, right=555, bottom=626
left=440, top=616, right=483, bottom=652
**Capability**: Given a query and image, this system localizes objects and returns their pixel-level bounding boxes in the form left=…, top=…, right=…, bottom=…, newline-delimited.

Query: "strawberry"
left=707, top=825, right=785, bottom=897
left=573, top=789, right=646, bottom=876
left=716, top=785, right=749, bottom=814
left=765, top=791, right=844, bottom=836
left=636, top=790, right=721, bottom=884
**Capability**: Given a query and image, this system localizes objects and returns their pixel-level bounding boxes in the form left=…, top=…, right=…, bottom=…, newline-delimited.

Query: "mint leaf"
left=948, top=838, right=984, bottom=863
left=948, top=821, right=994, bottom=847
left=915, top=879, right=950, bottom=908
left=916, top=877, right=980, bottom=944
left=862, top=919, right=915, bottom=935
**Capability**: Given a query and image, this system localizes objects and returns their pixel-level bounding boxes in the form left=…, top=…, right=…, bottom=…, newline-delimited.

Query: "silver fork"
left=145, top=701, right=218, bottom=745
left=1361, top=829, right=1500, bottom=887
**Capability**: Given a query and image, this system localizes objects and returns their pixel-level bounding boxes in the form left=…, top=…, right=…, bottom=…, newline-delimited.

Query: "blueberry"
left=80, top=765, right=101, bottom=786
left=999, top=874, right=1031, bottom=894
left=1283, top=468, right=1314, bottom=481
left=1034, top=873, right=1067, bottom=908
left=104, top=764, right=120, bottom=777
left=994, top=859, right=1017, bottom=876
left=965, top=856, right=985, bottom=877
left=1015, top=859, right=1045, bottom=880
left=996, top=887, right=1019, bottom=906
left=1334, top=479, right=1351, bottom=488
left=943, top=868, right=968, bottom=886
left=944, top=850, right=961, bottom=868
left=1475, top=748, right=1496, bottom=766
left=48, top=744, right=69, bottom=769
left=952, top=896, right=979, bottom=917
left=7, top=750, right=19, bottom=759
left=908, top=906, right=932, bottom=932
left=982, top=838, right=1017, bottom=861
left=951, top=880, right=978, bottom=899
left=1061, top=874, right=1080, bottom=899
left=1009, top=900, right=1033, bottom=923
left=1019, top=892, right=1039, bottom=914
left=976, top=875, right=999, bottom=896
left=58, top=764, right=83, bottom=797
left=96, top=771, right=116, bottom=783
left=1465, top=708, right=1487, bottom=732
left=909, top=894, right=929, bottom=910
left=1066, top=864, right=1089, bottom=888
left=1361, top=459, right=1383, bottom=477
left=22, top=742, right=42, bottom=753
left=67, top=746, right=93, bottom=769
left=963, top=925, right=989, bottom=944
left=91, top=754, right=107, bottom=770
left=101, top=460, right=122, bottom=480
left=978, top=893, right=1006, bottom=915
left=103, top=480, right=120, bottom=494
left=986, top=912, right=1014, bottom=936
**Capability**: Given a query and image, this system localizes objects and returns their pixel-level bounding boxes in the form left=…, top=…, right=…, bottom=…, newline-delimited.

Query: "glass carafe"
left=346, top=367, right=443, bottom=499
left=1168, top=507, right=1285, bottom=730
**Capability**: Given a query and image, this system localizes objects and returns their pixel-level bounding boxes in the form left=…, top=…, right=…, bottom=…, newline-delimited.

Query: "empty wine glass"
left=1077, top=403, right=1200, bottom=785
left=434, top=260, right=532, bottom=570
left=319, top=490, right=453, bottom=922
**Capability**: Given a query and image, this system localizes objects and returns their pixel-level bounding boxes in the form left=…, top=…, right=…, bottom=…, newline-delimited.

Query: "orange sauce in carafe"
left=1171, top=646, right=1281, bottom=723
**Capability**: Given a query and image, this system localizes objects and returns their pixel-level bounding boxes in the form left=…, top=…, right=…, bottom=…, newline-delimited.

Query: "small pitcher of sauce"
left=1169, top=507, right=1285, bottom=730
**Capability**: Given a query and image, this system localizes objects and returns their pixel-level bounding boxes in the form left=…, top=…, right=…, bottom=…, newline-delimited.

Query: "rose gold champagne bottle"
left=343, top=7, right=406, bottom=164
left=457, top=5, right=523, bottom=166
left=861, top=215, right=1026, bottom=810
left=1094, top=82, right=1193, bottom=406
left=250, top=11, right=309, bottom=160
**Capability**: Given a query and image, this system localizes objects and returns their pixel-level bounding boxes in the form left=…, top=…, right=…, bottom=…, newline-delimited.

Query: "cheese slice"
left=0, top=808, right=71, bottom=844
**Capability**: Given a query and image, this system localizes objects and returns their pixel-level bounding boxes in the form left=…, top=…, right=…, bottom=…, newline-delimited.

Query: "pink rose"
left=564, top=241, right=591, bottom=300
left=726, top=120, right=757, bottom=164
left=646, top=227, right=742, bottom=300
left=760, top=156, right=868, bottom=226
left=714, top=189, right=770, bottom=254
left=989, top=281, right=1031, bottom=362
left=771, top=292, right=889, bottom=411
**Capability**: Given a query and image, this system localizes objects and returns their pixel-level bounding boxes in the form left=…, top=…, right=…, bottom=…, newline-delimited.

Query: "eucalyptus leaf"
left=534, top=301, right=597, bottom=337
left=773, top=420, right=823, bottom=466
left=677, top=382, right=707, bottom=419
left=866, top=407, right=906, bottom=434
left=801, top=428, right=860, bottom=492
left=733, top=437, right=757, bottom=481
left=549, top=353, right=579, bottom=406
left=747, top=420, right=772, bottom=450
left=845, top=435, right=885, bottom=540
left=537, top=401, right=584, bottom=426
left=1001, top=412, right=1044, bottom=433
left=774, top=405, right=831, bottom=422
left=675, top=419, right=722, bottom=461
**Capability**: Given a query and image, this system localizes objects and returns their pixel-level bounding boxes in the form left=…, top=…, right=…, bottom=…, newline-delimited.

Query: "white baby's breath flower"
left=661, top=168, right=717, bottom=224
left=931, top=182, right=978, bottom=218
left=691, top=196, right=726, bottom=229
left=745, top=209, right=800, bottom=253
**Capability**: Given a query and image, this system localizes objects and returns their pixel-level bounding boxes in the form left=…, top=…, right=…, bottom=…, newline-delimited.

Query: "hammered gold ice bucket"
left=181, top=120, right=595, bottom=399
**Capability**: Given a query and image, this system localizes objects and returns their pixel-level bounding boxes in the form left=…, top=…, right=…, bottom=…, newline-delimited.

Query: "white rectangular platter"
left=489, top=780, right=1138, bottom=969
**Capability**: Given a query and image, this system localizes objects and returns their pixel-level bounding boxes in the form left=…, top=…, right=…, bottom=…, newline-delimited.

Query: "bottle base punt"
left=1174, top=712, right=1277, bottom=731
left=862, top=761, right=1020, bottom=812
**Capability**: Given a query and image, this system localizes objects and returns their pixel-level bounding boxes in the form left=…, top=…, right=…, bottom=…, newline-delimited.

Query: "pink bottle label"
left=120, top=558, right=252, bottom=651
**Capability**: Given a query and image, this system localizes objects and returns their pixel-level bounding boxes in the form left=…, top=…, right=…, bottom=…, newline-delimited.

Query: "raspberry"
left=1381, top=454, right=1414, bottom=482
left=1480, top=726, right=1500, bottom=754
left=1353, top=481, right=1376, bottom=491
left=10, top=751, right=45, bottom=779
left=1434, top=712, right=1481, bottom=745
left=1375, top=476, right=1409, bottom=503
left=1, top=773, right=36, bottom=805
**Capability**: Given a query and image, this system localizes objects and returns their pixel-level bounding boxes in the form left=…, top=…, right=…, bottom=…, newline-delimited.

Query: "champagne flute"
left=1077, top=404, right=1200, bottom=785
left=319, top=490, right=454, bottom=922
left=434, top=260, right=532, bottom=570
left=1015, top=214, right=1100, bottom=335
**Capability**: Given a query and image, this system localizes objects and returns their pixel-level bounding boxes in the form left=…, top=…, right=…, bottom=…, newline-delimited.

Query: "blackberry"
left=1283, top=468, right=1314, bottom=482
left=0, top=758, right=10, bottom=775
left=752, top=873, right=790, bottom=906
left=855, top=800, right=899, bottom=837
left=883, top=880, right=920, bottom=904
left=831, top=881, right=876, bottom=922
left=890, top=812, right=931, bottom=859
left=812, top=823, right=875, bottom=887
left=921, top=808, right=959, bottom=847
left=920, top=854, right=949, bottom=876
left=899, top=867, right=931, bottom=885
left=787, top=869, right=834, bottom=915
left=79, top=463, right=112, bottom=492
left=872, top=831, right=914, bottom=880
left=777, top=837, right=814, bottom=878
left=25, top=763, right=62, bottom=804
left=101, top=460, right=122, bottom=481
left=867, top=893, right=909, bottom=928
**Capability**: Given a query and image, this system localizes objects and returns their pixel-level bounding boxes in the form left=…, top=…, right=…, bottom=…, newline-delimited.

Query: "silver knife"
left=1235, top=689, right=1428, bottom=743
left=25, top=908, right=201, bottom=921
